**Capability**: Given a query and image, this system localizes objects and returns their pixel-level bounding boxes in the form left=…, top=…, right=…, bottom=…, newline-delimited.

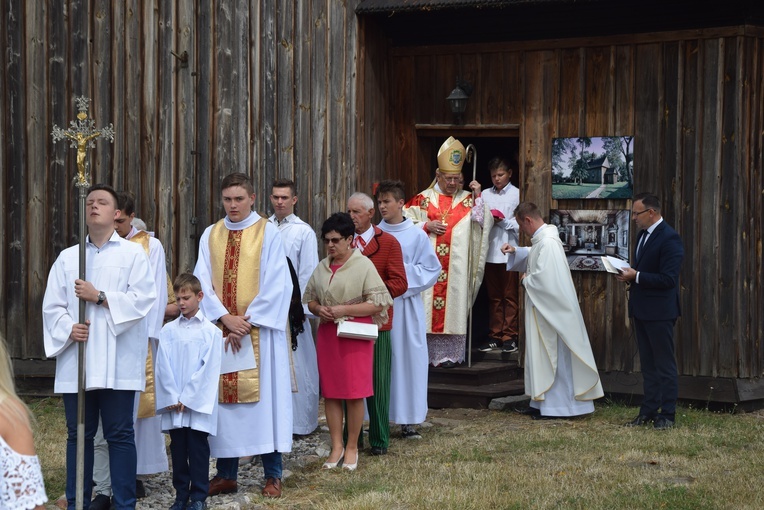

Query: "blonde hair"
left=0, top=338, right=31, bottom=427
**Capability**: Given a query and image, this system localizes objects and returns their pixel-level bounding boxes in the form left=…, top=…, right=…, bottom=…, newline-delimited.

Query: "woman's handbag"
left=336, top=316, right=378, bottom=341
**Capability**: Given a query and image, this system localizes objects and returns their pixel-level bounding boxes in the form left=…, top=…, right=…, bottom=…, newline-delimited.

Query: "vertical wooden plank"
left=660, top=41, right=683, bottom=372
left=415, top=54, right=436, bottom=124
left=232, top=0, right=249, bottom=183
left=344, top=2, right=360, bottom=196
left=155, top=0, right=174, bottom=265
left=141, top=1, right=158, bottom=227
left=327, top=0, right=347, bottom=206
left=111, top=1, right=126, bottom=191
left=48, top=0, right=69, bottom=257
left=92, top=0, right=114, bottom=185
left=310, top=0, right=327, bottom=224
left=294, top=0, right=313, bottom=225
left=718, top=36, right=741, bottom=377
left=194, top=0, right=214, bottom=253
left=176, top=0, right=197, bottom=274
left=276, top=0, right=296, bottom=194
left=391, top=56, right=419, bottom=196
left=557, top=48, right=583, bottom=138
left=579, top=45, right=613, bottom=368
left=504, top=51, right=523, bottom=124
left=24, top=0, right=46, bottom=358
left=480, top=51, right=504, bottom=124
left=213, top=0, right=233, bottom=200
left=6, top=0, right=27, bottom=357
left=612, top=44, right=635, bottom=373
left=697, top=38, right=724, bottom=376
left=753, top=36, right=764, bottom=377
left=584, top=46, right=611, bottom=136
left=0, top=0, right=7, bottom=347
left=248, top=0, right=262, bottom=208
left=678, top=39, right=700, bottom=375
left=522, top=49, right=558, bottom=207
left=261, top=0, right=277, bottom=203
left=124, top=0, right=141, bottom=196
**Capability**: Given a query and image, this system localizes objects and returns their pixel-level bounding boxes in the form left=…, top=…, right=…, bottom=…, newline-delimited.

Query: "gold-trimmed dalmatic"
left=209, top=218, right=266, bottom=403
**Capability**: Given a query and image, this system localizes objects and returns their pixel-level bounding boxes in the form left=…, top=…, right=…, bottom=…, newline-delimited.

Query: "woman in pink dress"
left=304, top=212, right=392, bottom=471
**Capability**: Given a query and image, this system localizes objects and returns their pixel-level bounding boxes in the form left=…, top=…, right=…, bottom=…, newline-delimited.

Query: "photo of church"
left=551, top=136, right=634, bottom=199
left=549, top=209, right=630, bottom=272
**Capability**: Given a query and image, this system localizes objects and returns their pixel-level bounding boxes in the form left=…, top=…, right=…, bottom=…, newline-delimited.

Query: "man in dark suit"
left=616, top=193, right=684, bottom=430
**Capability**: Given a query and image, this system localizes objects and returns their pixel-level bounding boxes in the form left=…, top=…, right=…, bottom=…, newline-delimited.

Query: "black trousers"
left=634, top=318, right=678, bottom=420
left=169, top=427, right=210, bottom=503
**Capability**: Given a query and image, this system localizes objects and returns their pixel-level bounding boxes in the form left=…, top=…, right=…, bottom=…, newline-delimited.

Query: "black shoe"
left=439, top=360, right=459, bottom=368
left=186, top=501, right=207, bottom=510
left=401, top=424, right=422, bottom=439
left=477, top=340, right=500, bottom=352
left=515, top=406, right=541, bottom=417
left=91, top=494, right=112, bottom=510
left=370, top=446, right=388, bottom=456
left=531, top=414, right=559, bottom=421
left=502, top=341, right=518, bottom=353
left=169, top=500, right=188, bottom=510
left=135, top=480, right=147, bottom=499
left=624, top=415, right=654, bottom=427
left=653, top=417, right=675, bottom=430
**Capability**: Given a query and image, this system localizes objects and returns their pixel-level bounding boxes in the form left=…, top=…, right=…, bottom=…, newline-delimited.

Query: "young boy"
left=155, top=274, right=223, bottom=510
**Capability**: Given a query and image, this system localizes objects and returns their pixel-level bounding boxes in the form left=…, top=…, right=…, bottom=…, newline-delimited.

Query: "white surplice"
left=269, top=213, right=320, bottom=435
left=155, top=311, right=223, bottom=435
left=126, top=227, right=170, bottom=474
left=507, top=224, right=604, bottom=416
left=43, top=232, right=157, bottom=393
left=378, top=218, right=441, bottom=425
left=194, top=212, right=294, bottom=457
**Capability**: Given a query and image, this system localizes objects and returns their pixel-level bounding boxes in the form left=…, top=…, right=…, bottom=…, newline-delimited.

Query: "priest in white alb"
left=376, top=180, right=441, bottom=438
left=268, top=178, right=320, bottom=435
left=403, top=136, right=492, bottom=367
left=194, top=173, right=293, bottom=499
left=502, top=202, right=604, bottom=418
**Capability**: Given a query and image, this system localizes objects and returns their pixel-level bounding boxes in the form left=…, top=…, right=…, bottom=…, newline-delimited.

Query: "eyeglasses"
left=323, top=237, right=345, bottom=244
left=632, top=209, right=653, bottom=217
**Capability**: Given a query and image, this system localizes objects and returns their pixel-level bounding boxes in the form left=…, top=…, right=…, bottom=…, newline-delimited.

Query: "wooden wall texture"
left=384, top=28, right=764, bottom=380
left=2, top=0, right=762, bottom=386
left=0, top=0, right=372, bottom=361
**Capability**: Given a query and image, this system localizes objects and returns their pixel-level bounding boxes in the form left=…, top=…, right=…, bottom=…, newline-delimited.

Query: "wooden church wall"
left=385, top=28, right=764, bottom=380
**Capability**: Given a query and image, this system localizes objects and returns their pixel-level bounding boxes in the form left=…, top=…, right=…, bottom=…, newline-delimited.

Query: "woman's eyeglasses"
left=323, top=237, right=345, bottom=244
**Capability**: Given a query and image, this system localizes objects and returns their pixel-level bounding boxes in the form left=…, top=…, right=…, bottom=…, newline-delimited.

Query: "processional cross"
left=51, top=96, right=114, bottom=510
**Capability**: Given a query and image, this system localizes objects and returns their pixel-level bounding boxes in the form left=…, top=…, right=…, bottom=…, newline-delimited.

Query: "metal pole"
left=465, top=144, right=477, bottom=368
left=75, top=184, right=87, bottom=510
left=52, top=96, right=114, bottom=510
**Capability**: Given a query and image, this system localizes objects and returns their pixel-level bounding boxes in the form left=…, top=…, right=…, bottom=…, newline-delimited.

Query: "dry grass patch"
left=29, top=398, right=764, bottom=509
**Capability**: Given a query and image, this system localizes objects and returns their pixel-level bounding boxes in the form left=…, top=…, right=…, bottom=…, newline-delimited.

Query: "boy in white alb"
left=155, top=273, right=223, bottom=510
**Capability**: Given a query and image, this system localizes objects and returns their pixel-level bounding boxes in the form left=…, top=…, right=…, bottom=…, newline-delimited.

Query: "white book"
left=601, top=255, right=630, bottom=274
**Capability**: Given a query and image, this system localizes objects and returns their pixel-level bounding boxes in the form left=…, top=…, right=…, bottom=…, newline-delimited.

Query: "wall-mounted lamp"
left=446, top=78, right=472, bottom=125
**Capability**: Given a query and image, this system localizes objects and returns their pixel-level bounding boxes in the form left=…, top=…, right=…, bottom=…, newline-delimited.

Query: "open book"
left=601, top=255, right=630, bottom=274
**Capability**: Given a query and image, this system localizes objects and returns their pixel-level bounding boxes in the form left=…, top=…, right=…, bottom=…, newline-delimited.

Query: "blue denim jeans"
left=216, top=451, right=282, bottom=481
left=63, top=390, right=136, bottom=510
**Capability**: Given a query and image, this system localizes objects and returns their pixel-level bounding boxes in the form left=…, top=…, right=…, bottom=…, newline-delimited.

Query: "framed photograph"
left=551, top=136, right=634, bottom=199
left=550, top=209, right=630, bottom=272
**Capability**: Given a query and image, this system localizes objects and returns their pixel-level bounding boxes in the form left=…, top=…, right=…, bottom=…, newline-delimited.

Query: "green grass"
left=29, top=398, right=764, bottom=509
left=552, top=181, right=633, bottom=200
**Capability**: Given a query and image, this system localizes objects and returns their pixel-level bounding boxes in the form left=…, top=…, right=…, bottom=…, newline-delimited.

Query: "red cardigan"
left=360, top=225, right=408, bottom=331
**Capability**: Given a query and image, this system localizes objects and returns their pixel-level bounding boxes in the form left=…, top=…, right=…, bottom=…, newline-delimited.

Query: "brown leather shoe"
left=208, top=476, right=238, bottom=496
left=261, top=477, right=282, bottom=498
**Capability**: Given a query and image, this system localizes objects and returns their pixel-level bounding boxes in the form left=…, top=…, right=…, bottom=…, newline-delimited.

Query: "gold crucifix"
left=51, top=96, right=115, bottom=187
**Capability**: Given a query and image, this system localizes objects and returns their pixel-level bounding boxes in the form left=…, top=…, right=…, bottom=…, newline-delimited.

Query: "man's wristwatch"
left=96, top=291, right=106, bottom=306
